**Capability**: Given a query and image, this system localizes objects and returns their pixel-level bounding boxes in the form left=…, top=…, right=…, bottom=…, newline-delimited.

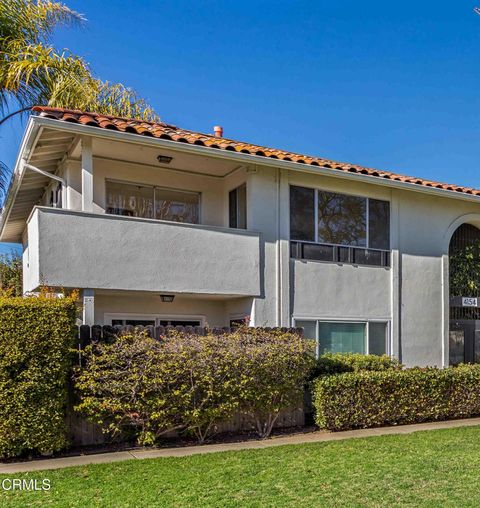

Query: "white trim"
left=104, top=312, right=206, bottom=326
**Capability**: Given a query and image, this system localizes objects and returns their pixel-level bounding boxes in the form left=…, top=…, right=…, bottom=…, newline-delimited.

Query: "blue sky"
left=2, top=1, right=480, bottom=253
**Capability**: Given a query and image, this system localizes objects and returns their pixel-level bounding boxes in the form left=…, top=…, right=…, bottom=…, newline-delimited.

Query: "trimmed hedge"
left=313, top=364, right=480, bottom=431
left=0, top=294, right=77, bottom=457
left=310, top=352, right=402, bottom=378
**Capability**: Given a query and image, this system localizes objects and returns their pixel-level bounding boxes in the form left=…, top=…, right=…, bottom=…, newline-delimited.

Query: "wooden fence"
left=76, top=325, right=304, bottom=348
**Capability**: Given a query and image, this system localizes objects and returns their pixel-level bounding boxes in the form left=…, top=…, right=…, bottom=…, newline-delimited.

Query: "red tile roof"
left=32, top=106, right=480, bottom=197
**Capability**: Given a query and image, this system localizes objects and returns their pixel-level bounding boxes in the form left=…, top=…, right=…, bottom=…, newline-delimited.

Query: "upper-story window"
left=229, top=184, right=247, bottom=229
left=290, top=185, right=390, bottom=267
left=106, top=180, right=200, bottom=224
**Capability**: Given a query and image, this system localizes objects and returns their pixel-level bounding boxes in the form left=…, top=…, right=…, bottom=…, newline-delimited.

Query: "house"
left=1, top=106, right=480, bottom=367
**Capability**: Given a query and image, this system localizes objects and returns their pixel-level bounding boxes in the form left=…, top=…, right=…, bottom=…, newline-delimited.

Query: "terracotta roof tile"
left=32, top=106, right=479, bottom=197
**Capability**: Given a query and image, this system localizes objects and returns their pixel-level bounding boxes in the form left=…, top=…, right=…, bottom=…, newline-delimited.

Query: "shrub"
left=75, top=328, right=314, bottom=443
left=313, top=364, right=480, bottom=431
left=236, top=327, right=315, bottom=437
left=311, top=352, right=402, bottom=378
left=0, top=293, right=77, bottom=457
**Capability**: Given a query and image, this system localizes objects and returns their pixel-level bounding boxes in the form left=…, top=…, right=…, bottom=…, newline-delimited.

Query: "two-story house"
left=2, top=106, right=480, bottom=367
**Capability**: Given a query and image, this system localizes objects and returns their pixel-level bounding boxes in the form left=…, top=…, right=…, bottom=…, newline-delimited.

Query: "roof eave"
left=29, top=115, right=480, bottom=204
left=0, top=117, right=41, bottom=242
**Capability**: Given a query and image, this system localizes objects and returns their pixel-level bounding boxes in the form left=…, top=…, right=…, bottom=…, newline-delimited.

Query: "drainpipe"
left=276, top=167, right=282, bottom=327
left=23, top=162, right=66, bottom=186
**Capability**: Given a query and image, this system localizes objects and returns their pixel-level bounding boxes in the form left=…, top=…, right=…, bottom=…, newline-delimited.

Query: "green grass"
left=2, top=426, right=480, bottom=507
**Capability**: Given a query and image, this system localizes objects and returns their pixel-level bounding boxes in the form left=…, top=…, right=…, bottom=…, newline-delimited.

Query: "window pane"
left=158, top=319, right=201, bottom=327
left=303, top=243, right=335, bottom=262
left=155, top=189, right=199, bottom=224
left=295, top=320, right=317, bottom=340
left=106, top=181, right=154, bottom=218
left=353, top=248, right=383, bottom=266
left=318, top=322, right=365, bottom=354
left=290, top=186, right=315, bottom=241
left=369, top=199, right=390, bottom=250
left=229, top=184, right=247, bottom=229
left=368, top=322, right=387, bottom=355
left=318, top=191, right=366, bottom=246
left=237, top=184, right=247, bottom=229
left=229, top=188, right=237, bottom=228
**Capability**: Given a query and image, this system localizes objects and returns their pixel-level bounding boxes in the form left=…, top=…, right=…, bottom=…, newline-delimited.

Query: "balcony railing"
left=290, top=240, right=390, bottom=268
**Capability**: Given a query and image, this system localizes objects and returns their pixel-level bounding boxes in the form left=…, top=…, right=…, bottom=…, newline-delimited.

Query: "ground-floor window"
left=105, top=314, right=204, bottom=327
left=293, top=319, right=390, bottom=357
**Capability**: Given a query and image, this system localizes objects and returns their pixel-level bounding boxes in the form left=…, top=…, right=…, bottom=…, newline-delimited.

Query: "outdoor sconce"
left=157, top=154, right=173, bottom=164
left=160, top=294, right=175, bottom=303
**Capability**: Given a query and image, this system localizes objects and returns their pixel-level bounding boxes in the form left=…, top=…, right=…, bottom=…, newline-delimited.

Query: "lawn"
left=2, top=426, right=480, bottom=507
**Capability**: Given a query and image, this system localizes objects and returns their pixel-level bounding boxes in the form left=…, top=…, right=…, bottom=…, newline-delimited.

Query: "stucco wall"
left=26, top=207, right=261, bottom=296
left=93, top=292, right=247, bottom=327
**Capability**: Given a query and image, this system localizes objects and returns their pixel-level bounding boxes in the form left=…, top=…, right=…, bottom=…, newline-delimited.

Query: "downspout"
left=23, top=162, right=66, bottom=186
left=276, top=167, right=282, bottom=326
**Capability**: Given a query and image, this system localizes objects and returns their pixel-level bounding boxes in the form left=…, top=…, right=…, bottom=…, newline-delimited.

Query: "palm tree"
left=0, top=0, right=158, bottom=125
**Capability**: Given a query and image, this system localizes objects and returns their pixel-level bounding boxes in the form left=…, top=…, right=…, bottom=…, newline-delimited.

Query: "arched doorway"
left=449, top=223, right=480, bottom=365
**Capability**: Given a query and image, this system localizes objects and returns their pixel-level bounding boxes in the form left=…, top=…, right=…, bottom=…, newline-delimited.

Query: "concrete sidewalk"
left=2, top=417, right=480, bottom=474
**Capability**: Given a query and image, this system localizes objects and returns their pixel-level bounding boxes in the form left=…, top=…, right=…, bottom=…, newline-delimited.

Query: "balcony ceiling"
left=1, top=125, right=241, bottom=243
left=69, top=137, right=240, bottom=178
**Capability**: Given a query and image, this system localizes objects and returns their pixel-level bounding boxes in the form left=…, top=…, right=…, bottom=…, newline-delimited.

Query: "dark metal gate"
left=449, top=224, right=480, bottom=365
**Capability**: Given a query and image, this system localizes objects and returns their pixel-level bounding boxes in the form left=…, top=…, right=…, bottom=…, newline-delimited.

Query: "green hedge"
left=313, top=364, right=480, bottom=431
left=0, top=294, right=77, bottom=458
left=310, top=352, right=402, bottom=378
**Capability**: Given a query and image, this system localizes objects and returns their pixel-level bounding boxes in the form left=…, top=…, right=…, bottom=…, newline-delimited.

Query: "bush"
left=311, top=352, right=402, bottom=378
left=75, top=328, right=314, bottom=443
left=0, top=293, right=77, bottom=457
left=313, top=364, right=480, bottom=431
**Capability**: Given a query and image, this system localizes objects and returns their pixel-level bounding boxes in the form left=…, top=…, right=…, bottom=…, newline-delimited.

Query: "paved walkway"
left=2, top=417, right=480, bottom=474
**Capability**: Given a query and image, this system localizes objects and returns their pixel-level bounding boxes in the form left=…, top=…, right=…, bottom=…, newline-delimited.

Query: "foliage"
left=75, top=328, right=314, bottom=444
left=310, top=352, right=402, bottom=378
left=235, top=327, right=315, bottom=437
left=313, top=364, right=480, bottom=431
left=0, top=0, right=158, bottom=124
left=0, top=293, right=77, bottom=457
left=0, top=251, right=22, bottom=296
left=449, top=241, right=480, bottom=296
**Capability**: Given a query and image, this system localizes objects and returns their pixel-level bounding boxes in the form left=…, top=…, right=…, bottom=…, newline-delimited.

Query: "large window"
left=290, top=186, right=390, bottom=266
left=295, top=319, right=389, bottom=357
left=106, top=180, right=200, bottom=224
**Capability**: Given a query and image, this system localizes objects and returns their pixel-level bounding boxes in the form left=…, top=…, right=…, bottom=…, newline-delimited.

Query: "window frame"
left=104, top=312, right=206, bottom=327
left=105, top=178, right=202, bottom=224
left=228, top=183, right=247, bottom=229
left=293, top=317, right=391, bottom=358
left=289, top=184, right=390, bottom=249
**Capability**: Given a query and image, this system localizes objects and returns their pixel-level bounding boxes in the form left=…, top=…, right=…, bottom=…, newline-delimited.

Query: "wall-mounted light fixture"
left=160, top=294, right=175, bottom=303
left=157, top=154, right=173, bottom=164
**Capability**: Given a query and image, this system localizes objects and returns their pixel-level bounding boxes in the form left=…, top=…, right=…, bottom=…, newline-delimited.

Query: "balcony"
left=24, top=207, right=261, bottom=296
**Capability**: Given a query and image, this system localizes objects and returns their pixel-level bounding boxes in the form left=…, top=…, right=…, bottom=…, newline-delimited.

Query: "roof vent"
left=214, top=126, right=223, bottom=138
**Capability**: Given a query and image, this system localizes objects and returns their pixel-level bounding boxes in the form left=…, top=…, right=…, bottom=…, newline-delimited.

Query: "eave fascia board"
left=0, top=117, right=41, bottom=241
left=18, top=116, right=480, bottom=205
